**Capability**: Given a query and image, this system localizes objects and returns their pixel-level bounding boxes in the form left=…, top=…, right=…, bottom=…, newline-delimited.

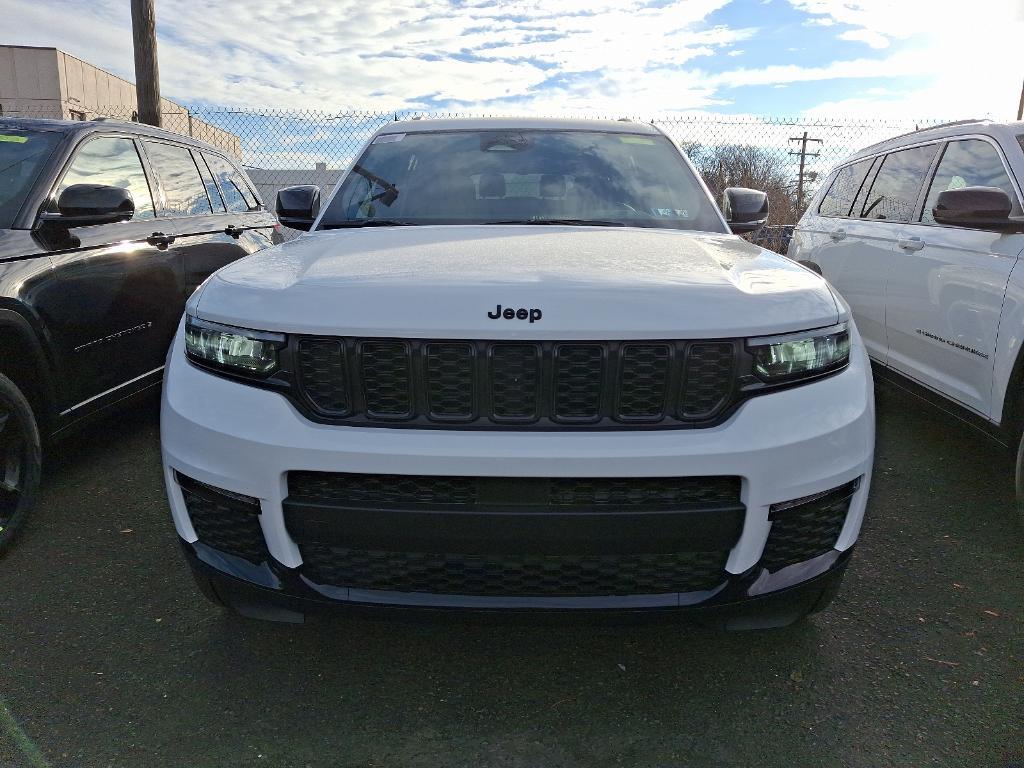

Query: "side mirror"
left=723, top=187, right=769, bottom=234
left=276, top=185, right=320, bottom=231
left=932, top=186, right=1024, bottom=231
left=39, top=184, right=134, bottom=227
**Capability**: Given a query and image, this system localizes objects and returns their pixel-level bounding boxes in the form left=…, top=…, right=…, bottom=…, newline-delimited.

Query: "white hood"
left=194, top=225, right=840, bottom=339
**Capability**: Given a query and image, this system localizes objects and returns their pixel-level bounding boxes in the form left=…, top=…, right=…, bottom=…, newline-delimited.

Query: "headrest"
left=478, top=173, right=506, bottom=198
left=540, top=174, right=566, bottom=198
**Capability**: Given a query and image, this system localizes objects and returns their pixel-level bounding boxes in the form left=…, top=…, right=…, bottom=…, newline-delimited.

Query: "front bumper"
left=161, top=328, right=874, bottom=616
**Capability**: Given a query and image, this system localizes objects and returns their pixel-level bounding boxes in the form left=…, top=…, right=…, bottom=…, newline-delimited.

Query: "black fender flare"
left=0, top=308, right=59, bottom=428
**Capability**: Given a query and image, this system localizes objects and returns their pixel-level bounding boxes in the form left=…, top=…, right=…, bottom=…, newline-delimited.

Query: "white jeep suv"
left=161, top=118, right=874, bottom=628
left=788, top=119, right=1024, bottom=517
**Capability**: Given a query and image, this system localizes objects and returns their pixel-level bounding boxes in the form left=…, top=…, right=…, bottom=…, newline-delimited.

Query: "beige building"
left=0, top=45, right=240, bottom=156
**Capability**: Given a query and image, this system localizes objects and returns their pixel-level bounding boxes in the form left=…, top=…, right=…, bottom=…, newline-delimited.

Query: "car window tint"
left=921, top=139, right=1022, bottom=224
left=858, top=144, right=938, bottom=222
left=818, top=159, right=873, bottom=217
left=143, top=141, right=213, bottom=216
left=195, top=151, right=226, bottom=212
left=57, top=136, right=155, bottom=220
left=203, top=153, right=256, bottom=213
left=849, top=157, right=878, bottom=220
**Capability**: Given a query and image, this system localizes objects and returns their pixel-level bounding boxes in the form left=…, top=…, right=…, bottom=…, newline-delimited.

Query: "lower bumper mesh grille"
left=760, top=479, right=859, bottom=570
left=300, top=546, right=729, bottom=596
left=178, top=473, right=268, bottom=564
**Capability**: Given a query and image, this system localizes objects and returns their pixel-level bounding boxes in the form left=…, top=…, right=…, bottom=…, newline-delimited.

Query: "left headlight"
left=748, top=323, right=850, bottom=382
left=184, top=315, right=285, bottom=376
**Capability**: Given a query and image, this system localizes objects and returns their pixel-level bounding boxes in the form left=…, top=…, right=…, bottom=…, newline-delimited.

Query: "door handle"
left=147, top=232, right=176, bottom=249
left=898, top=236, right=925, bottom=252
left=224, top=225, right=244, bottom=239
left=830, top=228, right=847, bottom=242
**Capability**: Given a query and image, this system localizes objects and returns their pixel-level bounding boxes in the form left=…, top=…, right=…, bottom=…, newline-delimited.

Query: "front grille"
left=760, top=479, right=860, bottom=570
left=177, top=473, right=268, bottom=564
left=293, top=337, right=739, bottom=429
left=287, top=471, right=741, bottom=510
left=300, top=546, right=729, bottom=596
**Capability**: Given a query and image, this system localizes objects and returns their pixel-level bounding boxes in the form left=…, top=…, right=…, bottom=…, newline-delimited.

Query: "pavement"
left=1, top=380, right=1022, bottom=768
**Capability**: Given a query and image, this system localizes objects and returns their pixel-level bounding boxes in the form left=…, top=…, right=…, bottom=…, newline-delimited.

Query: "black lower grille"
left=292, top=337, right=738, bottom=429
left=178, top=473, right=268, bottom=564
left=287, top=471, right=741, bottom=510
left=760, top=479, right=859, bottom=570
left=300, top=546, right=729, bottom=596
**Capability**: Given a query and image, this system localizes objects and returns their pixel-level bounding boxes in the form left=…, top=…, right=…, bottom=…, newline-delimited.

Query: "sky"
left=5, top=0, right=1022, bottom=119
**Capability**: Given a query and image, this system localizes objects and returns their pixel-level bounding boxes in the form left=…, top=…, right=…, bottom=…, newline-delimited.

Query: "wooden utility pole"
left=131, top=0, right=161, bottom=127
left=788, top=131, right=823, bottom=212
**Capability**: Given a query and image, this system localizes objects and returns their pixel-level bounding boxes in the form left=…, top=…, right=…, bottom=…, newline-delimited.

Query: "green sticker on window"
left=0, top=135, right=28, bottom=143
left=619, top=136, right=655, bottom=145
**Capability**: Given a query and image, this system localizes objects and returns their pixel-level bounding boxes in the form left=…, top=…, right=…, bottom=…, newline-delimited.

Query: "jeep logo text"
left=488, top=305, right=542, bottom=323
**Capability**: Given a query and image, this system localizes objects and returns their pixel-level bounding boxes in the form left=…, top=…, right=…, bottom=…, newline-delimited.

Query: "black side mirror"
left=276, top=185, right=320, bottom=231
left=723, top=187, right=769, bottom=234
left=932, top=187, right=1024, bottom=231
left=39, top=184, right=134, bottom=227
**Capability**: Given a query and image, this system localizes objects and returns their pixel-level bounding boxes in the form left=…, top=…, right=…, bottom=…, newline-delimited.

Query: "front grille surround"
left=289, top=336, right=742, bottom=430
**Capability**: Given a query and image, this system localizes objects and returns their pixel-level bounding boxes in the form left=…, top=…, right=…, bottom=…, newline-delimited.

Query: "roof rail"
left=856, top=118, right=991, bottom=157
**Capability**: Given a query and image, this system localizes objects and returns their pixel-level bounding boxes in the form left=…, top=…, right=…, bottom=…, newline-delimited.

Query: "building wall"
left=0, top=45, right=240, bottom=157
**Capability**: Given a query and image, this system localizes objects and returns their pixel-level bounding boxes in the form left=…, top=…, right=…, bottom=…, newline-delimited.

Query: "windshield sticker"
left=0, top=134, right=28, bottom=143
left=619, top=136, right=655, bottom=145
left=373, top=133, right=405, bottom=144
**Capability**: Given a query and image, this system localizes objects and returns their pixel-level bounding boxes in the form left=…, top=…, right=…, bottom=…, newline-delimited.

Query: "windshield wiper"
left=321, top=220, right=418, bottom=229
left=484, top=218, right=626, bottom=227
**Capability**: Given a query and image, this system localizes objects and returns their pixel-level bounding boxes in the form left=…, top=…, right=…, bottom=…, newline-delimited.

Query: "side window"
left=850, top=157, right=878, bottom=221
left=194, top=151, right=225, bottom=212
left=142, top=141, right=213, bottom=216
left=203, top=153, right=257, bottom=213
left=818, top=159, right=873, bottom=217
left=57, top=136, right=155, bottom=220
left=921, top=139, right=1022, bottom=224
left=858, top=144, right=938, bottom=222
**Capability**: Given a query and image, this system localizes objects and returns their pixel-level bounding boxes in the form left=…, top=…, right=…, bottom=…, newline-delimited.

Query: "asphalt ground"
left=1, top=380, right=1022, bottom=768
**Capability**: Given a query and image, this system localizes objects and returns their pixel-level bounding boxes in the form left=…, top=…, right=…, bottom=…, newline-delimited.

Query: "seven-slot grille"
left=294, top=338, right=737, bottom=428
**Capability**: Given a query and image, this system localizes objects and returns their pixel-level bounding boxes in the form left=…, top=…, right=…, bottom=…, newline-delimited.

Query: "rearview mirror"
left=39, top=184, right=135, bottom=227
left=723, top=187, right=769, bottom=234
left=276, top=185, right=320, bottom=231
left=932, top=186, right=1024, bottom=231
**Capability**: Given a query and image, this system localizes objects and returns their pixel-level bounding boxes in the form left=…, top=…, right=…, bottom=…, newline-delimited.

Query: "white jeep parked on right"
left=789, top=119, right=1024, bottom=517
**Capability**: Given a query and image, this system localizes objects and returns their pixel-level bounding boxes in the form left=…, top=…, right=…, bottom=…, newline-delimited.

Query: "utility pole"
left=789, top=131, right=823, bottom=212
left=131, top=0, right=161, bottom=127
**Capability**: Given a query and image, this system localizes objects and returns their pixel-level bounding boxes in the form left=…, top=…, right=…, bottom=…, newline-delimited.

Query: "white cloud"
left=1, top=0, right=750, bottom=113
left=836, top=28, right=889, bottom=49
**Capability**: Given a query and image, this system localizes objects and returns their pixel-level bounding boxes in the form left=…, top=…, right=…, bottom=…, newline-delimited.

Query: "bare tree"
left=685, top=143, right=801, bottom=226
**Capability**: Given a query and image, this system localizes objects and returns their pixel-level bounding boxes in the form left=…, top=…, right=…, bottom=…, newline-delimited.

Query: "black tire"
left=0, top=373, right=42, bottom=554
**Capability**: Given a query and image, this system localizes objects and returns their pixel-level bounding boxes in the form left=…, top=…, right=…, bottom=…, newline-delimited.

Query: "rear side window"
left=143, top=141, right=213, bottom=216
left=203, top=153, right=257, bottom=213
left=921, top=139, right=1022, bottom=224
left=195, top=151, right=226, bottom=212
left=858, top=144, right=938, bottom=222
left=57, top=136, right=155, bottom=220
left=818, top=159, right=873, bottom=217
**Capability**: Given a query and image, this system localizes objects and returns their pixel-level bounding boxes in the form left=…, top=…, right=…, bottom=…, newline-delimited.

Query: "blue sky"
left=5, top=0, right=1023, bottom=118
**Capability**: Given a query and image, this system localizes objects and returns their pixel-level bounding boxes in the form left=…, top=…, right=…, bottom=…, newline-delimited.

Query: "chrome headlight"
left=748, top=323, right=850, bottom=382
left=184, top=315, right=284, bottom=376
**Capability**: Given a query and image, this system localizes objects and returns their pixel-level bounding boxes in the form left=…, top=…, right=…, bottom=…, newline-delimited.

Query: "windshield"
left=317, top=129, right=726, bottom=233
left=0, top=128, right=62, bottom=229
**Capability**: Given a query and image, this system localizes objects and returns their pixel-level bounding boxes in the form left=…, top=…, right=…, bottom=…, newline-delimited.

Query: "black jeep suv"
left=0, top=117, right=280, bottom=550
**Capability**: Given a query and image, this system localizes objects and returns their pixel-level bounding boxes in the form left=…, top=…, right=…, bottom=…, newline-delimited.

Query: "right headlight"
left=184, top=315, right=285, bottom=376
left=747, top=323, right=850, bottom=382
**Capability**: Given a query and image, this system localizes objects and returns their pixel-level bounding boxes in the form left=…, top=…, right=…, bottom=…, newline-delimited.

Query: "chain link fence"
left=5, top=104, right=945, bottom=250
